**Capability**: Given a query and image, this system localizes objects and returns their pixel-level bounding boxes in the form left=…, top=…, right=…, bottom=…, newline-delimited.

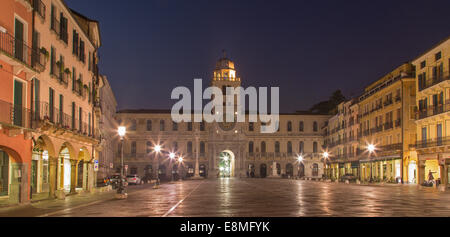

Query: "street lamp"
left=153, top=144, right=162, bottom=189
left=116, top=126, right=127, bottom=199
left=323, top=151, right=329, bottom=179
left=178, top=156, right=183, bottom=181
left=367, top=144, right=376, bottom=182
left=169, top=152, right=175, bottom=182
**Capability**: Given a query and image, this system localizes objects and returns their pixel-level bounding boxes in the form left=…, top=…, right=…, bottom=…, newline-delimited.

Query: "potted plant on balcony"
left=40, top=47, right=49, bottom=62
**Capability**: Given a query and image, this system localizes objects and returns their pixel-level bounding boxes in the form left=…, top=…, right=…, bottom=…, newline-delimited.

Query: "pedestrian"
left=428, top=170, right=434, bottom=182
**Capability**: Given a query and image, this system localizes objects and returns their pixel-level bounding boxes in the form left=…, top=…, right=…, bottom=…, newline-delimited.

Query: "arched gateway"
left=218, top=150, right=235, bottom=177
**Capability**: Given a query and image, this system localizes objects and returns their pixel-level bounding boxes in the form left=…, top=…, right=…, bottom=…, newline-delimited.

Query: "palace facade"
left=115, top=56, right=331, bottom=180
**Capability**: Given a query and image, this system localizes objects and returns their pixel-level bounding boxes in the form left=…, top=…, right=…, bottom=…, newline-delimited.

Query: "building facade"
left=0, top=0, right=104, bottom=204
left=0, top=0, right=43, bottom=204
left=412, top=37, right=450, bottom=187
left=115, top=56, right=331, bottom=181
left=97, top=75, right=117, bottom=180
left=357, top=63, right=416, bottom=183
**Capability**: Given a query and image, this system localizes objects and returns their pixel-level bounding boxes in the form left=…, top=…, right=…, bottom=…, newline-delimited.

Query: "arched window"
left=287, top=141, right=292, bottom=154
left=261, top=141, right=266, bottom=153
left=146, top=141, right=152, bottom=153
left=187, top=141, right=193, bottom=154
left=172, top=121, right=178, bottom=131
left=249, top=141, right=254, bottom=153
left=130, top=119, right=137, bottom=131
left=287, top=121, right=292, bottom=132
left=160, top=120, right=165, bottom=131
left=200, top=142, right=205, bottom=155
left=146, top=120, right=152, bottom=131
left=131, top=141, right=136, bottom=156
left=313, top=141, right=318, bottom=153
left=299, top=121, right=304, bottom=132
left=299, top=141, right=304, bottom=154
left=313, top=121, right=318, bottom=132
left=275, top=141, right=280, bottom=153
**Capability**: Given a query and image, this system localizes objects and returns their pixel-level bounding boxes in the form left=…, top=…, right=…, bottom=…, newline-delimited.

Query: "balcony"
left=416, top=102, right=450, bottom=120
left=0, top=31, right=44, bottom=75
left=395, top=119, right=401, bottom=127
left=384, top=122, right=393, bottom=130
left=383, top=99, right=393, bottom=107
left=0, top=99, right=31, bottom=130
left=418, top=71, right=450, bottom=92
left=414, top=136, right=450, bottom=149
left=32, top=101, right=95, bottom=138
left=33, top=0, right=46, bottom=19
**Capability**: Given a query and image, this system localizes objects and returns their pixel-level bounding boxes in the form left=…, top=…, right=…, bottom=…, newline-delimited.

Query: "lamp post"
left=297, top=155, right=303, bottom=179
left=367, top=144, right=375, bottom=182
left=169, top=152, right=175, bottom=183
left=116, top=126, right=127, bottom=199
left=178, top=156, right=183, bottom=181
left=323, top=151, right=329, bottom=179
left=153, top=144, right=161, bottom=189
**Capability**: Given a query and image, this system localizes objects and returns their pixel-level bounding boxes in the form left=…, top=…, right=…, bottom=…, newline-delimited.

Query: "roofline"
left=117, top=109, right=330, bottom=116
left=411, top=36, right=450, bottom=64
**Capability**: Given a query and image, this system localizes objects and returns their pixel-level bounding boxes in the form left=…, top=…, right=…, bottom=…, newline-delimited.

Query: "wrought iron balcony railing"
left=0, top=31, right=44, bottom=71
left=0, top=99, right=31, bottom=129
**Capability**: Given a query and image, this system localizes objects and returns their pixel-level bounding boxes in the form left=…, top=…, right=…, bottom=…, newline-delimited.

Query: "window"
left=261, top=141, right=266, bottom=153
left=79, top=40, right=85, bottom=62
left=187, top=141, right=193, bottom=154
left=131, top=141, right=136, bottom=156
left=299, top=141, right=304, bottom=154
left=287, top=141, right=292, bottom=154
left=146, top=141, right=152, bottom=153
left=172, top=121, right=178, bottom=131
left=275, top=141, right=280, bottom=153
left=187, top=122, right=193, bottom=131
left=313, top=121, right=318, bottom=132
left=160, top=120, right=165, bottom=131
left=146, top=120, right=152, bottom=131
left=200, top=142, right=205, bottom=155
left=299, top=121, right=304, bottom=132
left=287, top=121, right=292, bottom=132
left=249, top=141, right=254, bottom=153
left=72, top=30, right=79, bottom=56
left=249, top=122, right=254, bottom=131
left=435, top=51, right=442, bottom=61
left=130, top=119, right=136, bottom=131
left=313, top=142, right=318, bottom=153
left=420, top=61, right=426, bottom=69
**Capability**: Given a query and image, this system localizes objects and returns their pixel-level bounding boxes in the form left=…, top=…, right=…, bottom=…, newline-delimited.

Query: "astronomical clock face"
left=218, top=114, right=237, bottom=131
left=218, top=120, right=236, bottom=131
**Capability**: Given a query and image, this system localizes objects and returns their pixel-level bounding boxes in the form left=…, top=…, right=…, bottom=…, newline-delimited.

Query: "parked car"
left=126, top=174, right=143, bottom=185
left=339, top=174, right=357, bottom=182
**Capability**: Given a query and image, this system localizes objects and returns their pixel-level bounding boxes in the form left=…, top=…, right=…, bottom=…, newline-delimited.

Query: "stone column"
left=439, top=164, right=446, bottom=191
left=193, top=136, right=201, bottom=179
left=48, top=156, right=58, bottom=198
left=70, top=160, right=78, bottom=194
left=418, top=160, right=425, bottom=185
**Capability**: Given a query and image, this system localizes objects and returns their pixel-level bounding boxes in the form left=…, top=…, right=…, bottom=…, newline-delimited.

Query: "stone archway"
left=260, top=163, right=267, bottom=178
left=31, top=136, right=56, bottom=196
left=0, top=146, right=26, bottom=204
left=286, top=163, right=294, bottom=177
left=218, top=150, right=235, bottom=178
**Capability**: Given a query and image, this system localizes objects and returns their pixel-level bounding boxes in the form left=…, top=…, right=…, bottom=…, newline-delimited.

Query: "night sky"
left=66, top=0, right=450, bottom=112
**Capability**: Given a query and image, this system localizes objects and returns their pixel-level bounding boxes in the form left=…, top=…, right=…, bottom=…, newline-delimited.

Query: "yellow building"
left=358, top=63, right=416, bottom=183
left=412, top=37, right=450, bottom=188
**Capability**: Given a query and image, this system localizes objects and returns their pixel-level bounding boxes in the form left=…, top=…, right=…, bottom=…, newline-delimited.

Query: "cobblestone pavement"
left=1, top=179, right=450, bottom=217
